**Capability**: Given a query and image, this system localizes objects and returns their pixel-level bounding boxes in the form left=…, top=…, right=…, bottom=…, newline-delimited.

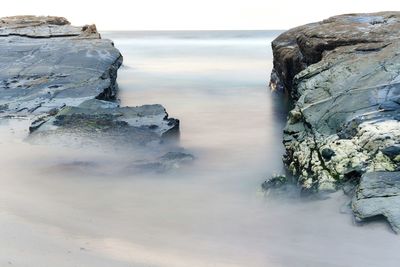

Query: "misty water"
left=1, top=31, right=400, bottom=267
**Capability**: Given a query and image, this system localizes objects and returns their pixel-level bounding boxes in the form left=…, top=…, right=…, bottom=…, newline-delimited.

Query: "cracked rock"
left=0, top=16, right=192, bottom=169
left=28, top=99, right=180, bottom=148
left=0, top=15, right=121, bottom=117
left=271, top=12, right=400, bottom=191
left=352, top=172, right=400, bottom=233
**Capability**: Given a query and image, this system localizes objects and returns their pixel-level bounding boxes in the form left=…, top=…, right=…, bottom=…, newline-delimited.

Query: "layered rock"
left=271, top=12, right=400, bottom=191
left=0, top=16, right=121, bottom=116
left=271, top=12, right=400, bottom=232
left=352, top=172, right=400, bottom=233
left=29, top=99, right=180, bottom=148
left=0, top=16, right=188, bottom=169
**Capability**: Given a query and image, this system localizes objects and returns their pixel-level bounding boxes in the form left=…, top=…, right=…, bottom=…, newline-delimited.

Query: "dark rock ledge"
left=0, top=16, right=191, bottom=170
left=270, top=12, right=400, bottom=232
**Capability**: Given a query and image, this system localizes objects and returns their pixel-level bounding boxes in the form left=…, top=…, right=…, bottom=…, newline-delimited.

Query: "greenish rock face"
left=271, top=12, right=400, bottom=192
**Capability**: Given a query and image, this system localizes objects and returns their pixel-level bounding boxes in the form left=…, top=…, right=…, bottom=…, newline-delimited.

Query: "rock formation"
left=352, top=172, right=400, bottom=233
left=0, top=16, right=120, bottom=116
left=270, top=12, right=400, bottom=231
left=29, top=99, right=180, bottom=148
left=0, top=16, right=190, bottom=170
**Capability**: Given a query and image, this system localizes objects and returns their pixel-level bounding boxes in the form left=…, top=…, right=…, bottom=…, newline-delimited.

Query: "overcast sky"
left=1, top=0, right=400, bottom=30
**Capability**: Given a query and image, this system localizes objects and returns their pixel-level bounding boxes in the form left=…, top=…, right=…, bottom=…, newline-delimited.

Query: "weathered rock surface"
left=29, top=99, right=179, bottom=147
left=0, top=16, right=120, bottom=117
left=270, top=12, right=400, bottom=191
left=0, top=16, right=188, bottom=168
left=352, top=172, right=400, bottom=233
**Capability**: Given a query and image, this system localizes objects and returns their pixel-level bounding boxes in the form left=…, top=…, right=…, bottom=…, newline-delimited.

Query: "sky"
left=1, top=0, right=400, bottom=30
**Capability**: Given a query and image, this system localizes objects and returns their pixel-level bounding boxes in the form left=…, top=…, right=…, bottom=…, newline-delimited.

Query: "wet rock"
left=379, top=101, right=400, bottom=111
left=261, top=175, right=288, bottom=190
left=48, top=161, right=99, bottom=174
left=381, top=146, right=400, bottom=160
left=128, top=151, right=194, bottom=173
left=270, top=12, right=400, bottom=190
left=352, top=171, right=400, bottom=233
left=0, top=16, right=184, bottom=154
left=260, top=174, right=305, bottom=198
left=321, top=148, right=335, bottom=161
left=342, top=183, right=356, bottom=196
left=29, top=99, right=180, bottom=147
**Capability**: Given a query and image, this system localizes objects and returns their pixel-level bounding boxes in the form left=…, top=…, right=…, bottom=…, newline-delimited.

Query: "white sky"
left=1, top=0, right=400, bottom=30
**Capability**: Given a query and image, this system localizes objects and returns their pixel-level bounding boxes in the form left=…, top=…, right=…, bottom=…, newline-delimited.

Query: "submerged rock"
left=261, top=175, right=288, bottom=191
left=352, top=172, right=400, bottom=233
left=270, top=12, right=400, bottom=191
left=29, top=99, right=180, bottom=147
left=128, top=152, right=195, bottom=173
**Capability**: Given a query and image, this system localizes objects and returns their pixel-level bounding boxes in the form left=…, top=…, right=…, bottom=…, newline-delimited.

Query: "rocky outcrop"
left=0, top=16, right=120, bottom=116
left=29, top=99, right=180, bottom=148
left=271, top=12, right=400, bottom=191
left=352, top=172, right=400, bottom=233
left=0, top=16, right=189, bottom=169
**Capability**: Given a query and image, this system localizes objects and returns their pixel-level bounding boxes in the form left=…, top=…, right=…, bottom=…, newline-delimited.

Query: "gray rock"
left=352, top=172, right=400, bottom=233
left=379, top=101, right=400, bottom=111
left=0, top=16, right=189, bottom=169
left=381, top=146, right=400, bottom=160
left=29, top=99, right=180, bottom=148
left=261, top=175, right=288, bottom=191
left=321, top=148, right=335, bottom=161
left=0, top=16, right=79, bottom=37
left=128, top=151, right=194, bottom=173
left=271, top=12, right=400, bottom=191
left=0, top=16, right=121, bottom=117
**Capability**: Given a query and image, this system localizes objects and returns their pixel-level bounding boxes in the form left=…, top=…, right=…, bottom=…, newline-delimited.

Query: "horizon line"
left=99, top=29, right=287, bottom=32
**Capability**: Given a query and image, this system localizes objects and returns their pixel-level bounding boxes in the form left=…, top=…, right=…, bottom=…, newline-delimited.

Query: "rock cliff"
left=270, top=12, right=400, bottom=231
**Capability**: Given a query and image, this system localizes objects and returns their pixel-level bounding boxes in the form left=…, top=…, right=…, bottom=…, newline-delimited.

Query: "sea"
left=0, top=30, right=399, bottom=267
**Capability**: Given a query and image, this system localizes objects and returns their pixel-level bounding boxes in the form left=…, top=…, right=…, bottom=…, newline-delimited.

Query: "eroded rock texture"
left=352, top=172, right=400, bottom=233
left=0, top=16, right=188, bottom=168
left=271, top=12, right=400, bottom=191
left=29, top=99, right=180, bottom=148
left=0, top=16, right=121, bottom=116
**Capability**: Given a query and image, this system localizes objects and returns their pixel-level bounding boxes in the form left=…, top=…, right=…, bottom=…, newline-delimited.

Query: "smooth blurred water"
left=1, top=31, right=400, bottom=267
left=110, top=31, right=287, bottom=180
